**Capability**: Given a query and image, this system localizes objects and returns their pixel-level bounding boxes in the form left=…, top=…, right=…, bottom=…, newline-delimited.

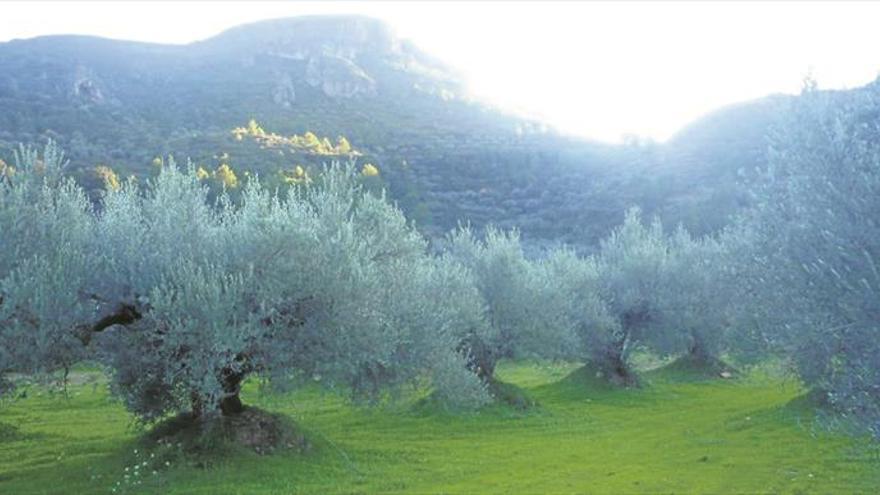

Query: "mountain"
left=0, top=15, right=861, bottom=248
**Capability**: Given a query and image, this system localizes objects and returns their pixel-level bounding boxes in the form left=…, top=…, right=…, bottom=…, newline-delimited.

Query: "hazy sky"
left=2, top=1, right=879, bottom=142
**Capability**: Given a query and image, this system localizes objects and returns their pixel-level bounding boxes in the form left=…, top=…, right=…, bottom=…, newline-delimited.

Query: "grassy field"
left=1, top=361, right=878, bottom=494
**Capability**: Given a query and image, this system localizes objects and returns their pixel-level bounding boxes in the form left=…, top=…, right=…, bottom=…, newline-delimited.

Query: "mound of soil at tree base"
left=145, top=407, right=309, bottom=456
left=560, top=363, right=641, bottom=390
left=487, top=379, right=537, bottom=410
left=658, top=354, right=738, bottom=381
left=414, top=379, right=538, bottom=413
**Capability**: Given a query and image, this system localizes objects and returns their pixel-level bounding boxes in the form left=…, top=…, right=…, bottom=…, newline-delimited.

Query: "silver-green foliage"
left=0, top=142, right=95, bottom=380
left=743, top=85, right=880, bottom=436
left=445, top=226, right=572, bottom=382
left=544, top=208, right=735, bottom=383
left=0, top=151, right=489, bottom=414
left=662, top=227, right=734, bottom=362
left=537, top=247, right=616, bottom=368
left=587, top=209, right=675, bottom=380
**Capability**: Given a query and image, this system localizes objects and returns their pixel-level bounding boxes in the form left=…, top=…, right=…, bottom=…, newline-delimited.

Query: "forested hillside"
left=0, top=15, right=875, bottom=247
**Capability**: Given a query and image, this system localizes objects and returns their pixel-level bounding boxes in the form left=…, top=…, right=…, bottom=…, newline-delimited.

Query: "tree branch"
left=77, top=303, right=142, bottom=345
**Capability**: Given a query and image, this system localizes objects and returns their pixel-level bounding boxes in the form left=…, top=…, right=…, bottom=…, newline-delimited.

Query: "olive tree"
left=444, top=226, right=574, bottom=387
left=661, top=227, right=736, bottom=368
left=742, top=84, right=880, bottom=436
left=543, top=209, right=676, bottom=386
left=537, top=248, right=617, bottom=377
left=0, top=142, right=96, bottom=391
left=591, top=208, right=678, bottom=384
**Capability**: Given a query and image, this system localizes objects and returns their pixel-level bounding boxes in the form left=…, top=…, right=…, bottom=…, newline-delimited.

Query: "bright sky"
left=2, top=1, right=880, bottom=142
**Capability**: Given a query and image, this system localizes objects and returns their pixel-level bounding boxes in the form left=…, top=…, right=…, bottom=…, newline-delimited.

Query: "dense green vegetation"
left=2, top=362, right=879, bottom=494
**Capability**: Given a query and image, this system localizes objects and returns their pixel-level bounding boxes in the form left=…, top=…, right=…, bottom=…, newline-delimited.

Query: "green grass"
left=1, top=361, right=879, bottom=494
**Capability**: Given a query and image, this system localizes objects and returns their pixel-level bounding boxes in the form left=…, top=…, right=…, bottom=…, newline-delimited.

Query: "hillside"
left=0, top=14, right=862, bottom=247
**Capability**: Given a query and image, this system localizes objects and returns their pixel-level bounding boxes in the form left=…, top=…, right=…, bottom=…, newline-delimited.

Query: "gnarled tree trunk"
left=590, top=329, right=639, bottom=387
left=595, top=347, right=639, bottom=387
left=459, top=333, right=500, bottom=383
left=219, top=368, right=245, bottom=416
left=687, top=332, right=713, bottom=364
left=189, top=368, right=247, bottom=419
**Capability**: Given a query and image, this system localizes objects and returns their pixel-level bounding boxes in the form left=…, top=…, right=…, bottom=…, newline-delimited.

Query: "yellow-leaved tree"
left=214, top=163, right=238, bottom=188
left=93, top=165, right=121, bottom=191
left=336, top=136, right=352, bottom=154
left=361, top=163, right=379, bottom=177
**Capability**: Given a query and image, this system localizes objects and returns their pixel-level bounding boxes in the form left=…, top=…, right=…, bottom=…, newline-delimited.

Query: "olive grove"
left=0, top=143, right=491, bottom=422
left=4, top=95, right=880, bottom=443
